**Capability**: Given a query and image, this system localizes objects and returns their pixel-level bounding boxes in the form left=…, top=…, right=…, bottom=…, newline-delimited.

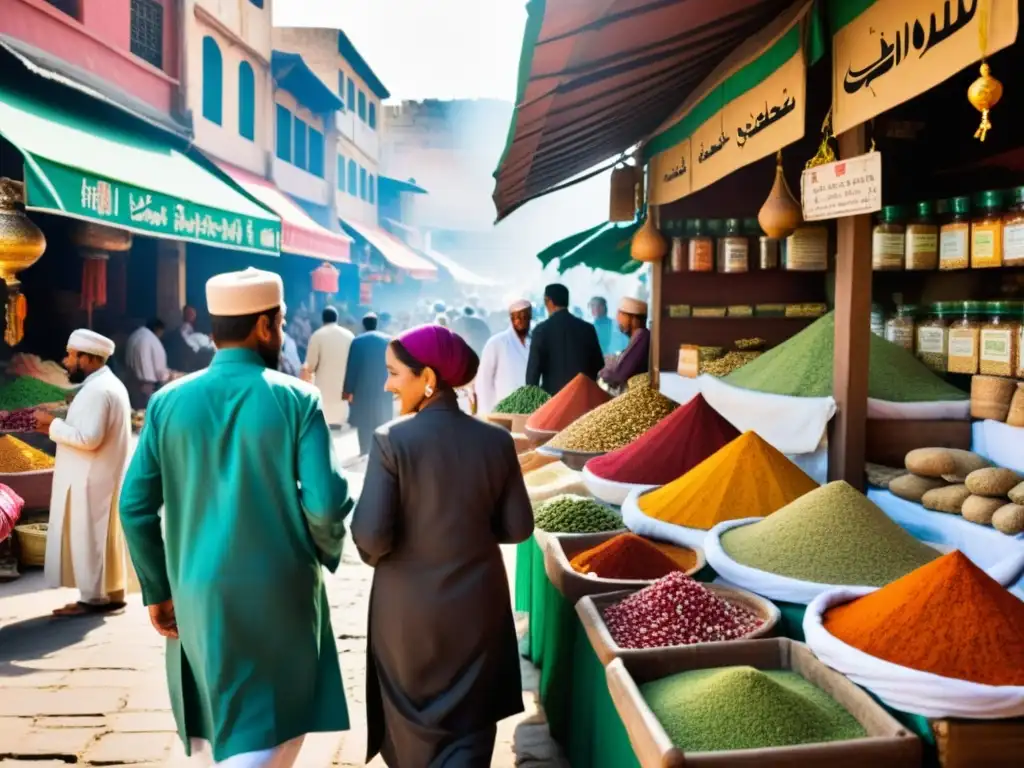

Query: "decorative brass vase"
left=0, top=178, right=46, bottom=346
left=758, top=152, right=802, bottom=240
left=630, top=215, right=668, bottom=263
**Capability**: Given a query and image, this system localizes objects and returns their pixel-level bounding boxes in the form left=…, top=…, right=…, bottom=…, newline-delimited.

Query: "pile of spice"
left=642, top=667, right=866, bottom=753
left=534, top=494, right=622, bottom=533
left=721, top=481, right=939, bottom=586
left=525, top=373, right=611, bottom=432
left=637, top=431, right=818, bottom=529
left=0, top=377, right=69, bottom=411
left=603, top=572, right=763, bottom=648
left=824, top=551, right=1024, bottom=686
left=587, top=394, right=740, bottom=485
left=626, top=373, right=650, bottom=390
left=547, top=385, right=677, bottom=453
left=725, top=312, right=967, bottom=402
left=492, top=385, right=550, bottom=414
left=0, top=436, right=56, bottom=473
left=569, top=533, right=697, bottom=579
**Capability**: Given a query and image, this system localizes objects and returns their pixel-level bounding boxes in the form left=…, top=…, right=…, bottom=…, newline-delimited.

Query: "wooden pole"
left=829, top=125, right=872, bottom=489
left=650, top=204, right=663, bottom=390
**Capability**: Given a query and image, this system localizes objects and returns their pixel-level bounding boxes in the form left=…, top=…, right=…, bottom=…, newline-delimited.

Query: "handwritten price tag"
left=800, top=152, right=883, bottom=222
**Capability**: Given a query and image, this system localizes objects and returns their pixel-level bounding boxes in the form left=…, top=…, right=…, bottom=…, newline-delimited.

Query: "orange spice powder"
left=526, top=373, right=611, bottom=432
left=570, top=533, right=693, bottom=580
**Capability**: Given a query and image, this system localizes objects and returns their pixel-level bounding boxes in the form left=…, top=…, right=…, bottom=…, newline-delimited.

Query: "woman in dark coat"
left=351, top=324, right=534, bottom=767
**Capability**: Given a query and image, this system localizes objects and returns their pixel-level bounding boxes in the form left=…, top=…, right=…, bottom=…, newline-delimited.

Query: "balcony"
left=273, top=157, right=329, bottom=207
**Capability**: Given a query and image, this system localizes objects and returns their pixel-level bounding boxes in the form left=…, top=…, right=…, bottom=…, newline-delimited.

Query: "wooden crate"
left=931, top=718, right=1024, bottom=768
left=864, top=419, right=972, bottom=467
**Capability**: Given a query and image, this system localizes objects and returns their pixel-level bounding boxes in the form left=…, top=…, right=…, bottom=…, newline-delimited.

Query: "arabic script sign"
left=833, top=0, right=1018, bottom=135
left=801, top=152, right=883, bottom=221
left=649, top=140, right=691, bottom=205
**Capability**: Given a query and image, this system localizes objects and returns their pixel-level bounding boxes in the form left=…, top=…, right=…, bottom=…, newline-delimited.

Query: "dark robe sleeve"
left=525, top=323, right=543, bottom=387
left=600, top=330, right=650, bottom=387
left=342, top=340, right=358, bottom=398
left=586, top=323, right=606, bottom=380
left=350, top=431, right=400, bottom=567
left=493, top=436, right=534, bottom=544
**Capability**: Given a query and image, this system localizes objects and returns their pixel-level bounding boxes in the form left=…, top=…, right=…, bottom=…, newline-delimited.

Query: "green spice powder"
left=493, top=385, right=551, bottom=414
left=0, top=376, right=69, bottom=411
left=642, top=667, right=866, bottom=753
left=534, top=494, right=622, bottom=533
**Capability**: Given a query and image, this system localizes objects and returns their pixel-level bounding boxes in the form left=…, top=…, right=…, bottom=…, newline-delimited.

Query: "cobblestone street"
left=0, top=435, right=563, bottom=766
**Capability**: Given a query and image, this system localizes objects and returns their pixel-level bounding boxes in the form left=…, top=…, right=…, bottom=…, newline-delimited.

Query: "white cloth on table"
left=475, top=327, right=530, bottom=415
left=187, top=736, right=305, bottom=767
left=971, top=419, right=1024, bottom=473
left=305, top=323, right=354, bottom=425
left=125, top=326, right=170, bottom=384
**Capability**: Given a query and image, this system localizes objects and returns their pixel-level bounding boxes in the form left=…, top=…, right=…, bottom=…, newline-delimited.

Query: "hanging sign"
left=359, top=281, right=373, bottom=305
left=833, top=0, right=1019, bottom=136
left=801, top=152, right=883, bottom=221
left=649, top=140, right=691, bottom=205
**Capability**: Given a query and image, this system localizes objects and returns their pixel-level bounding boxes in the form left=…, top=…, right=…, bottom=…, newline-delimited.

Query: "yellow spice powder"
left=0, top=435, right=56, bottom=473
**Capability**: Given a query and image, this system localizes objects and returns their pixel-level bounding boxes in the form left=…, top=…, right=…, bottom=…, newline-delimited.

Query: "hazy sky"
left=273, top=0, right=528, bottom=101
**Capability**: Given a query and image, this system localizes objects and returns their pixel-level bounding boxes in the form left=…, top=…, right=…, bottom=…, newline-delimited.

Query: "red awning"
left=342, top=219, right=438, bottom=280
left=216, top=161, right=352, bottom=262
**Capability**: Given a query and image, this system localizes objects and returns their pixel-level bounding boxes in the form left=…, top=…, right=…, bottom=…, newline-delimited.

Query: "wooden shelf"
left=657, top=316, right=817, bottom=370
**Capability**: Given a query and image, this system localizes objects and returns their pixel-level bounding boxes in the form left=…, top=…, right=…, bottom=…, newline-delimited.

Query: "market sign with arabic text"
left=833, top=0, right=1019, bottom=135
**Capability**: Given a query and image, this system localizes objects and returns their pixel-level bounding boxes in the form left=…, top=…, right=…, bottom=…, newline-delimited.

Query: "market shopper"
left=303, top=306, right=355, bottom=427
left=34, top=330, right=131, bottom=616
left=119, top=268, right=353, bottom=765
left=454, top=306, right=492, bottom=356
left=599, top=297, right=651, bottom=392
left=343, top=313, right=391, bottom=456
left=526, top=283, right=605, bottom=395
left=351, top=323, right=533, bottom=768
left=590, top=296, right=628, bottom=357
left=475, top=298, right=532, bottom=415
left=124, top=318, right=170, bottom=409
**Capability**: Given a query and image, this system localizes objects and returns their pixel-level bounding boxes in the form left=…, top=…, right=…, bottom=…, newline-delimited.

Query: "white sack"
left=621, top=486, right=710, bottom=549
left=581, top=465, right=654, bottom=507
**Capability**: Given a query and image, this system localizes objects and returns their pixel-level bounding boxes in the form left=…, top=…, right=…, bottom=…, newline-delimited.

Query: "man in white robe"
left=303, top=306, right=354, bottom=427
left=475, top=299, right=532, bottom=415
left=124, top=318, right=171, bottom=408
left=34, top=329, right=132, bottom=616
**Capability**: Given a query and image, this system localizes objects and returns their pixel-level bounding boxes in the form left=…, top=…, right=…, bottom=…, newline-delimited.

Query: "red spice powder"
left=526, top=373, right=612, bottom=432
left=587, top=394, right=740, bottom=485
left=570, top=533, right=693, bottom=580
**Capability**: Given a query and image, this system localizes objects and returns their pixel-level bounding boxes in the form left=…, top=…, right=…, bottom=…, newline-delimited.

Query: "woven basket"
left=14, top=523, right=47, bottom=568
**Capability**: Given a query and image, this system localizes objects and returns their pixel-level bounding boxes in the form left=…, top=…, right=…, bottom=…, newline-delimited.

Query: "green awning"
left=536, top=223, right=606, bottom=267
left=539, top=222, right=641, bottom=275
left=0, top=83, right=281, bottom=256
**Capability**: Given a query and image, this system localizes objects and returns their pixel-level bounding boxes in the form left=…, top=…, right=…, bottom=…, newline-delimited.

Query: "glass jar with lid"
left=905, top=201, right=938, bottom=270
left=939, top=196, right=971, bottom=270
left=916, top=302, right=952, bottom=373
left=708, top=219, right=725, bottom=271
left=667, top=220, right=687, bottom=273
left=885, top=304, right=916, bottom=352
left=1002, top=186, right=1024, bottom=267
left=947, top=301, right=985, bottom=374
left=980, top=301, right=1023, bottom=377
left=718, top=218, right=750, bottom=273
left=872, top=205, right=906, bottom=270
left=971, top=190, right=1004, bottom=268
left=870, top=304, right=886, bottom=338
left=688, top=219, right=714, bottom=272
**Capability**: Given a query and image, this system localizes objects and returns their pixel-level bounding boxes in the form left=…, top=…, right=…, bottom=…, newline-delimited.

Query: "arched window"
left=202, top=36, right=223, bottom=125
left=368, top=102, right=377, bottom=129
left=357, top=90, right=367, bottom=122
left=347, top=159, right=358, bottom=195
left=368, top=174, right=375, bottom=204
left=237, top=61, right=255, bottom=140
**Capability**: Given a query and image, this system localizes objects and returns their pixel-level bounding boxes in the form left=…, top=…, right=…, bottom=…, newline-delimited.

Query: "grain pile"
left=534, top=494, right=622, bottom=533
left=0, top=377, right=69, bottom=411
left=626, top=373, right=650, bottom=390
left=637, top=431, right=818, bottom=529
left=720, top=481, right=939, bottom=586
left=547, top=385, right=677, bottom=453
left=725, top=312, right=968, bottom=402
left=0, top=436, right=55, bottom=473
left=493, top=385, right=550, bottom=414
left=525, top=373, right=610, bottom=432
left=642, top=667, right=866, bottom=752
left=570, top=533, right=695, bottom=580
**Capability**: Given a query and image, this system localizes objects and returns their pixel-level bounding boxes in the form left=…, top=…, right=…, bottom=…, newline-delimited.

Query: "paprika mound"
left=525, top=373, right=611, bottom=432
left=587, top=394, right=740, bottom=485
left=637, top=431, right=817, bottom=529
left=570, top=533, right=696, bottom=579
left=823, top=550, right=1024, bottom=686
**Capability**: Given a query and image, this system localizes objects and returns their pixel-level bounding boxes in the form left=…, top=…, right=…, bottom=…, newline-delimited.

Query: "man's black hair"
left=363, top=314, right=379, bottom=331
left=322, top=306, right=339, bottom=324
left=544, top=283, right=569, bottom=309
left=211, top=307, right=280, bottom=344
left=146, top=318, right=165, bottom=333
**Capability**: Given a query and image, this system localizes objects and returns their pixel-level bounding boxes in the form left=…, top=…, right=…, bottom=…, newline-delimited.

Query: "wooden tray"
left=0, top=469, right=54, bottom=512
left=536, top=443, right=607, bottom=471
left=544, top=531, right=706, bottom=606
left=524, top=425, right=557, bottom=446
left=606, top=638, right=922, bottom=768
left=577, top=585, right=779, bottom=666
left=931, top=718, right=1024, bottom=768
left=485, top=412, right=530, bottom=434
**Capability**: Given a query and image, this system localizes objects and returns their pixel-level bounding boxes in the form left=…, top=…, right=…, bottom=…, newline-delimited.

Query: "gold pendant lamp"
left=630, top=165, right=668, bottom=263
left=0, top=178, right=46, bottom=346
left=758, top=151, right=802, bottom=240
left=968, top=0, right=1002, bottom=141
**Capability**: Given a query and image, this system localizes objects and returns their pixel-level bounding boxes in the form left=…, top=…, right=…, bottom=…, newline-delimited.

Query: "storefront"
left=340, top=217, right=438, bottom=312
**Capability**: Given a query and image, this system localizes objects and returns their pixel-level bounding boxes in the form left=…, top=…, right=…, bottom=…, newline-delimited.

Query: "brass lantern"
left=0, top=178, right=46, bottom=346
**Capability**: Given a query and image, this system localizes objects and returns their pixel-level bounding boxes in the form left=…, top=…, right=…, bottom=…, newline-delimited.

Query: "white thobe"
left=187, top=736, right=305, bottom=767
left=305, top=323, right=354, bottom=426
left=475, top=327, right=530, bottom=415
left=44, top=367, right=132, bottom=602
left=125, top=326, right=169, bottom=383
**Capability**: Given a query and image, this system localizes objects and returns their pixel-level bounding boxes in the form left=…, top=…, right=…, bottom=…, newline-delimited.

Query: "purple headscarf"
left=396, top=324, right=477, bottom=388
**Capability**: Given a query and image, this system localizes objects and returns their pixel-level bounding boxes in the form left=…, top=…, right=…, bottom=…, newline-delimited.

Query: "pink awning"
left=216, top=162, right=351, bottom=263
left=342, top=219, right=438, bottom=280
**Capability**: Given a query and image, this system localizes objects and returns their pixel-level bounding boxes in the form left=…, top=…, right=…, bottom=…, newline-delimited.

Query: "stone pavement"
left=0, top=434, right=566, bottom=767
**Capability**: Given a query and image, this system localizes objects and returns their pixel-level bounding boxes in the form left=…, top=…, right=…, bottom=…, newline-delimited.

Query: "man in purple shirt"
left=599, top=297, right=650, bottom=392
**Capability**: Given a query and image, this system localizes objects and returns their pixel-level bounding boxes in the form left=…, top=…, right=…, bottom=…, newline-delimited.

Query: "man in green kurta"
left=120, top=268, right=353, bottom=765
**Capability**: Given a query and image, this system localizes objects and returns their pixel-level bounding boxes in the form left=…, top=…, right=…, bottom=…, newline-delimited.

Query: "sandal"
left=52, top=601, right=127, bottom=617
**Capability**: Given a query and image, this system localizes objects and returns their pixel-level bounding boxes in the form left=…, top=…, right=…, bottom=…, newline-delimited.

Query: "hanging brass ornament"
left=0, top=178, right=46, bottom=346
left=758, top=151, right=802, bottom=240
left=630, top=214, right=668, bottom=263
left=968, top=62, right=1002, bottom=142
left=609, top=164, right=639, bottom=222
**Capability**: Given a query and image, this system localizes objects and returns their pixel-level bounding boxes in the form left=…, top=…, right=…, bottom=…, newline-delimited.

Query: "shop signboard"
left=833, top=0, right=1019, bottom=135
left=649, top=139, right=691, bottom=205
left=801, top=151, right=883, bottom=221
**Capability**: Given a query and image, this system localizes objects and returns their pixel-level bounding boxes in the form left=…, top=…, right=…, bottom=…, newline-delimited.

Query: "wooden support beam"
left=829, top=126, right=873, bottom=489
left=649, top=205, right=663, bottom=389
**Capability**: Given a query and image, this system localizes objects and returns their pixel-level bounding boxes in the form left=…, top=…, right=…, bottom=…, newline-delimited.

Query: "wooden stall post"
left=650, top=205, right=663, bottom=390
left=829, top=126, right=872, bottom=489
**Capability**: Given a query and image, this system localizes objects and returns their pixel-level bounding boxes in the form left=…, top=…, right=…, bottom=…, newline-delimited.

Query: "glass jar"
left=980, top=301, right=1023, bottom=377
left=905, top=201, right=938, bottom=270
left=939, top=196, right=971, bottom=270
left=668, top=220, right=687, bottom=273
left=872, top=205, right=906, bottom=270
left=718, top=218, right=749, bottom=273
left=971, top=190, right=1004, bottom=268
left=870, top=304, right=886, bottom=338
left=1002, top=186, right=1024, bottom=267
left=916, top=302, right=952, bottom=373
left=781, top=226, right=828, bottom=271
left=947, top=301, right=985, bottom=374
left=744, top=218, right=763, bottom=266
left=708, top=219, right=725, bottom=270
left=687, top=219, right=714, bottom=272
left=885, top=304, right=917, bottom=352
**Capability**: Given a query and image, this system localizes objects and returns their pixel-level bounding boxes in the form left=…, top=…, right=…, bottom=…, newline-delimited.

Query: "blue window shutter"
left=309, top=128, right=324, bottom=178
left=237, top=61, right=255, bottom=140
left=347, top=80, right=355, bottom=114
left=293, top=117, right=308, bottom=170
left=357, top=90, right=366, bottom=121
left=348, top=159, right=357, bottom=195
left=337, top=156, right=345, bottom=189
left=275, top=104, right=291, bottom=161
left=338, top=71, right=345, bottom=108
left=368, top=103, right=377, bottom=129
left=248, top=0, right=264, bottom=7
left=202, top=36, right=223, bottom=125
left=359, top=166, right=367, bottom=200
left=368, top=174, right=375, bottom=204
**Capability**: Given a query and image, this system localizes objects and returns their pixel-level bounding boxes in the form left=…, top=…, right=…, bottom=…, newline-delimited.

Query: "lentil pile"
left=534, top=494, right=622, bottom=533
left=824, top=551, right=1024, bottom=686
left=492, top=385, right=550, bottom=414
left=547, top=385, right=677, bottom=453
left=570, top=533, right=696, bottom=580
left=721, top=481, right=939, bottom=586
left=638, top=431, right=818, bottom=529
left=725, top=312, right=967, bottom=402
left=603, top=572, right=763, bottom=648
left=626, top=373, right=650, bottom=390
left=0, top=436, right=55, bottom=473
left=0, top=377, right=69, bottom=411
left=525, top=373, right=611, bottom=432
left=587, top=394, right=740, bottom=485
left=642, top=667, right=866, bottom=753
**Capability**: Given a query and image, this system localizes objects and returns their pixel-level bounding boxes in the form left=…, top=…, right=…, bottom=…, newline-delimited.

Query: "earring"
left=424, top=384, right=434, bottom=398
